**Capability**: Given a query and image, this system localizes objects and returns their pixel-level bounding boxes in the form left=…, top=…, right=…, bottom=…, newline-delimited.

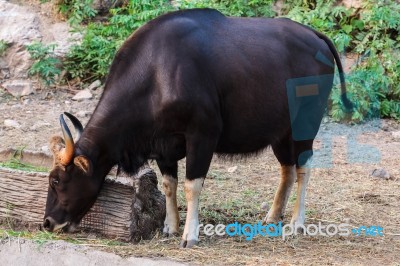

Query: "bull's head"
left=43, top=112, right=98, bottom=232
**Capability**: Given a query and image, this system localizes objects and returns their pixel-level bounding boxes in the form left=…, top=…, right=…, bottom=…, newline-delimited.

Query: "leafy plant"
left=63, top=0, right=276, bottom=81
left=0, top=40, right=8, bottom=56
left=63, top=0, right=175, bottom=81
left=283, top=0, right=400, bottom=121
left=26, top=42, right=62, bottom=87
left=179, top=0, right=276, bottom=17
left=57, top=0, right=97, bottom=25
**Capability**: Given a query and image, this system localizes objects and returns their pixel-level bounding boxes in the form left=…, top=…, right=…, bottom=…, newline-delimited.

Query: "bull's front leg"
left=162, top=175, right=180, bottom=236
left=157, top=161, right=180, bottom=236
left=180, top=132, right=217, bottom=248
left=180, top=177, right=205, bottom=248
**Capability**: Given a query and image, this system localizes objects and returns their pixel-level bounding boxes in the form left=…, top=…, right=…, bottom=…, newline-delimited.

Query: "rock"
left=0, top=1, right=39, bottom=79
left=272, top=0, right=284, bottom=16
left=1, top=79, right=33, bottom=97
left=91, top=0, right=125, bottom=13
left=370, top=168, right=391, bottom=180
left=342, top=0, right=362, bottom=9
left=30, top=122, right=51, bottom=131
left=7, top=48, right=32, bottom=79
left=72, top=89, right=93, bottom=101
left=41, top=145, right=49, bottom=153
left=0, top=57, right=10, bottom=79
left=0, top=1, right=42, bottom=45
left=392, top=131, right=400, bottom=139
left=76, top=110, right=91, bottom=118
left=47, top=22, right=82, bottom=57
left=342, top=218, right=351, bottom=224
left=87, top=80, right=101, bottom=91
left=0, top=57, right=8, bottom=68
left=381, top=125, right=389, bottom=132
left=4, top=119, right=21, bottom=128
left=227, top=165, right=238, bottom=173
left=343, top=53, right=359, bottom=73
left=260, top=202, right=269, bottom=211
left=0, top=0, right=81, bottom=81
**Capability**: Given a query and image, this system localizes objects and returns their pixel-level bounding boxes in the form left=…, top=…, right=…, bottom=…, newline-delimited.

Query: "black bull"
left=43, top=9, right=351, bottom=248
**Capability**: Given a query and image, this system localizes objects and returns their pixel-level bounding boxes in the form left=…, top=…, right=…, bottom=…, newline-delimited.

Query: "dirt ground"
left=0, top=87, right=99, bottom=152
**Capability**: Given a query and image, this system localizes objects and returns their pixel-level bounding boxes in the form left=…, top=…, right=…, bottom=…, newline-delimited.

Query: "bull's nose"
left=43, top=217, right=54, bottom=231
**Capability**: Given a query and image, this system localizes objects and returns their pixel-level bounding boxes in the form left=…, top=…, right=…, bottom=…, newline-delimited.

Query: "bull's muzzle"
left=43, top=217, right=71, bottom=232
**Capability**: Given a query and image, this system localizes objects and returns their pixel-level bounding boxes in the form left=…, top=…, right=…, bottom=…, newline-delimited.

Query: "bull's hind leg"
left=264, top=137, right=296, bottom=224
left=264, top=165, right=296, bottom=224
left=290, top=140, right=313, bottom=226
left=157, top=161, right=180, bottom=236
left=291, top=166, right=310, bottom=225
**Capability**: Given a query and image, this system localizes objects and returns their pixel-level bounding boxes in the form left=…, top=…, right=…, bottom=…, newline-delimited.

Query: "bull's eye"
left=52, top=178, right=60, bottom=186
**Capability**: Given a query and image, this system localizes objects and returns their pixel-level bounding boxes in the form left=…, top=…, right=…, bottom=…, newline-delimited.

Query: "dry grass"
left=2, top=121, right=400, bottom=265
left=101, top=121, right=400, bottom=265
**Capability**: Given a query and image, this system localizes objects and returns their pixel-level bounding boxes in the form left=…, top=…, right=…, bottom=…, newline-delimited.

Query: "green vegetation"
left=284, top=0, right=400, bottom=121
left=0, top=149, right=48, bottom=172
left=0, top=228, right=126, bottom=246
left=51, top=0, right=400, bottom=121
left=63, top=0, right=276, bottom=81
left=58, top=0, right=97, bottom=25
left=0, top=40, right=8, bottom=56
left=26, top=42, right=62, bottom=87
left=0, top=158, right=48, bottom=172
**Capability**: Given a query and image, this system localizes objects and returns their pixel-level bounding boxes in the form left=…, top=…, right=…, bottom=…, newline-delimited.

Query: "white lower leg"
left=265, top=165, right=296, bottom=224
left=290, top=167, right=310, bottom=225
left=162, top=175, right=179, bottom=235
left=181, top=177, right=204, bottom=248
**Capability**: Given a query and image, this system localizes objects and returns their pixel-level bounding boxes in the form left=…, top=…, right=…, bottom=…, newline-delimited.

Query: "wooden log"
left=0, top=150, right=166, bottom=242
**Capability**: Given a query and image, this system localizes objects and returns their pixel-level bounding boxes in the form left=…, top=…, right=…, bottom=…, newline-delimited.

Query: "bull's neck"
left=74, top=117, right=119, bottom=180
left=74, top=108, right=149, bottom=176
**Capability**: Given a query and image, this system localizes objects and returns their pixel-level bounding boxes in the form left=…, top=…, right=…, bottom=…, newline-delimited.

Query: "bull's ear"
left=73, top=155, right=92, bottom=176
left=49, top=135, right=66, bottom=170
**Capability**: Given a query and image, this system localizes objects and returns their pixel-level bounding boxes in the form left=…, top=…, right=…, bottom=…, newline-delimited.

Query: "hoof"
left=290, top=221, right=306, bottom=234
left=262, top=216, right=283, bottom=225
left=163, top=224, right=179, bottom=237
left=163, top=232, right=179, bottom=238
left=179, top=239, right=199, bottom=248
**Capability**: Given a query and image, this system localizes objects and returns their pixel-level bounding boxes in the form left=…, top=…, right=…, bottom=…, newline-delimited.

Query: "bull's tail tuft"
left=341, top=93, right=353, bottom=111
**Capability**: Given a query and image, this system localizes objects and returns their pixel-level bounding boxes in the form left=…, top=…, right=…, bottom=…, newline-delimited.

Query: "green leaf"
left=342, top=25, right=352, bottom=34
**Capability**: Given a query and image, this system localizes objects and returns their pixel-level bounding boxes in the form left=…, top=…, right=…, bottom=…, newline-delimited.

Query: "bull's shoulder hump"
left=125, top=8, right=224, bottom=45
left=145, top=8, right=225, bottom=30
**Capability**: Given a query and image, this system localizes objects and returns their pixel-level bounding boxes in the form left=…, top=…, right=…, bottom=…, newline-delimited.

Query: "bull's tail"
left=311, top=30, right=353, bottom=111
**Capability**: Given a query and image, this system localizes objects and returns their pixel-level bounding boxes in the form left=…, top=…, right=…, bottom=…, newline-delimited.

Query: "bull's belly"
left=215, top=139, right=272, bottom=155
left=215, top=124, right=288, bottom=154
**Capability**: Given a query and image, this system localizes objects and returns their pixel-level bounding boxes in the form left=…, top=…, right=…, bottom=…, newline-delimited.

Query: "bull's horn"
left=59, top=114, right=75, bottom=165
left=63, top=112, right=83, bottom=141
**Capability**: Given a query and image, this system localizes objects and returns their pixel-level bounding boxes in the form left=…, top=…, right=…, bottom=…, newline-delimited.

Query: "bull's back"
left=198, top=16, right=335, bottom=153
